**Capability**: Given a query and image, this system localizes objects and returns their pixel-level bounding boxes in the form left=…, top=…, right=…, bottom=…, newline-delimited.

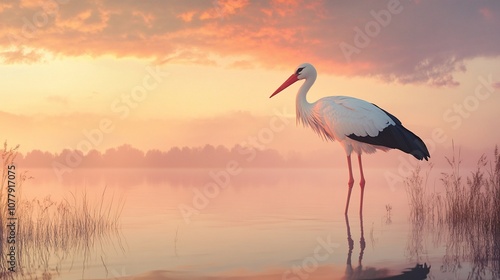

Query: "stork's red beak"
left=270, top=73, right=299, bottom=98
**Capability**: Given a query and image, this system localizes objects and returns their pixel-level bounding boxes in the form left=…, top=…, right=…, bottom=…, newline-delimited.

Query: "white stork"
left=270, top=63, right=430, bottom=214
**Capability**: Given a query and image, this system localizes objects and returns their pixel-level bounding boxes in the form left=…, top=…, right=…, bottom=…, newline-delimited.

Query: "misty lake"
left=11, top=167, right=499, bottom=279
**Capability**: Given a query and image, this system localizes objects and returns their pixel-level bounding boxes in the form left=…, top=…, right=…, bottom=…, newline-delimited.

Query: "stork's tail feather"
left=347, top=124, right=430, bottom=161
left=392, top=125, right=430, bottom=161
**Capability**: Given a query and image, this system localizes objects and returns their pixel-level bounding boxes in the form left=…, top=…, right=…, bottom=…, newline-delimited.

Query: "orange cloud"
left=131, top=10, right=155, bottom=28
left=56, top=9, right=109, bottom=33
left=0, top=1, right=499, bottom=86
left=177, top=11, right=196, bottom=22
left=200, top=0, right=249, bottom=20
left=19, top=0, right=42, bottom=9
left=270, top=0, right=301, bottom=17
left=0, top=47, right=44, bottom=64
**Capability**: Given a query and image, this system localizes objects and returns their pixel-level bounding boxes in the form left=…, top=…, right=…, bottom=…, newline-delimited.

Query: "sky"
left=0, top=0, right=499, bottom=167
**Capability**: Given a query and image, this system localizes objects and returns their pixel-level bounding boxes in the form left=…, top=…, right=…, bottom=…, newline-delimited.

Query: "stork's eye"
left=296, top=67, right=305, bottom=75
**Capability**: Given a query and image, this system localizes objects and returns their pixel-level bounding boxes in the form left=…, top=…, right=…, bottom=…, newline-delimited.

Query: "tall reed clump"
left=404, top=163, right=444, bottom=228
left=404, top=162, right=445, bottom=263
left=492, top=148, right=500, bottom=276
left=441, top=147, right=500, bottom=276
left=0, top=142, right=124, bottom=279
left=405, top=146, right=500, bottom=278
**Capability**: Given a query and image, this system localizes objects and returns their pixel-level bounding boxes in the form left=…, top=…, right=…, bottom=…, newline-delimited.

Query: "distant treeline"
left=14, top=144, right=330, bottom=168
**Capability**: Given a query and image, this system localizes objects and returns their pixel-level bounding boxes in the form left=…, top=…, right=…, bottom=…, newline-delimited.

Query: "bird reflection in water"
left=343, top=213, right=430, bottom=280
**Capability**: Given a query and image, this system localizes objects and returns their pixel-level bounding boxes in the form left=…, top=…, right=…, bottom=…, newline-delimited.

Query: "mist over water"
left=6, top=167, right=495, bottom=279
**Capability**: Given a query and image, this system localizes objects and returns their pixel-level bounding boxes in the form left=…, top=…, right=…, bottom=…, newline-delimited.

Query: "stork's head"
left=270, top=63, right=316, bottom=98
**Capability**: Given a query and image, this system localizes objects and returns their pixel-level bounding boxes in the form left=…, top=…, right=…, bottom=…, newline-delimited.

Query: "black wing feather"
left=347, top=103, right=430, bottom=161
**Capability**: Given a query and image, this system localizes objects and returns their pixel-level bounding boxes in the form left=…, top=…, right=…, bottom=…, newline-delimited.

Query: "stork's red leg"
left=345, top=155, right=355, bottom=215
left=358, top=154, right=365, bottom=215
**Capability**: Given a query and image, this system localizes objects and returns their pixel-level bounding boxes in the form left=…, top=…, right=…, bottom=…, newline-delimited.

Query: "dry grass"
left=404, top=162, right=445, bottom=230
left=0, top=142, right=124, bottom=279
left=405, top=145, right=500, bottom=278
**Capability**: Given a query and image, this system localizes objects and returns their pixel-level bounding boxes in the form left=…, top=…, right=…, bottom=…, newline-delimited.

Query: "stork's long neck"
left=296, top=75, right=316, bottom=125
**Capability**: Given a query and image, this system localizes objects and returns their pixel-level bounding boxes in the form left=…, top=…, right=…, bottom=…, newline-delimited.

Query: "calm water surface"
left=18, top=168, right=493, bottom=279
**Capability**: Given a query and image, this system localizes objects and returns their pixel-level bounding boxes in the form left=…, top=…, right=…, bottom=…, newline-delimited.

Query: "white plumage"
left=270, top=63, right=430, bottom=214
left=300, top=96, right=396, bottom=155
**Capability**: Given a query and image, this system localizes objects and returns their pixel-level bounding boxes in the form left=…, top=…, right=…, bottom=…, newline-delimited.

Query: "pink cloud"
left=480, top=7, right=494, bottom=21
left=200, top=0, right=249, bottom=20
left=0, top=1, right=499, bottom=86
left=178, top=11, right=196, bottom=22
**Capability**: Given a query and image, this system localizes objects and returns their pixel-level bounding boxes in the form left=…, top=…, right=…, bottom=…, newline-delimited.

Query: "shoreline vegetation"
left=405, top=145, right=500, bottom=279
left=1, top=142, right=124, bottom=279
left=10, top=143, right=485, bottom=169
left=9, top=144, right=322, bottom=168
